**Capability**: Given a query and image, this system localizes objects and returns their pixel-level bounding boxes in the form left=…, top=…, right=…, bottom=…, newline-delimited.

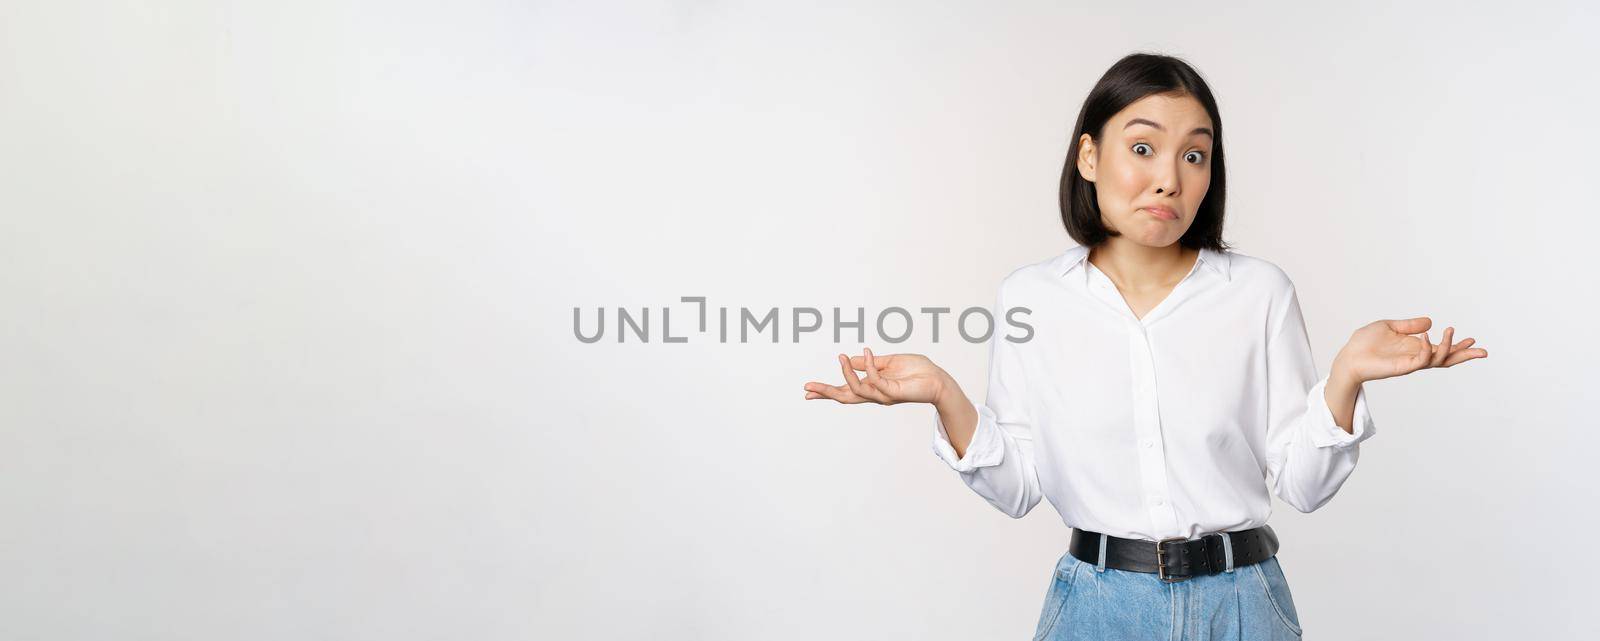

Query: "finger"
left=856, top=349, right=891, bottom=398
left=1411, top=333, right=1432, bottom=369
left=849, top=353, right=893, bottom=371
left=1449, top=337, right=1476, bottom=353
left=1441, top=348, right=1488, bottom=367
left=839, top=354, right=867, bottom=395
left=862, top=347, right=899, bottom=402
left=803, top=381, right=839, bottom=396
left=812, top=381, right=862, bottom=403
left=827, top=385, right=864, bottom=403
left=1430, top=327, right=1453, bottom=367
left=839, top=353, right=886, bottom=403
left=1385, top=316, right=1432, bottom=335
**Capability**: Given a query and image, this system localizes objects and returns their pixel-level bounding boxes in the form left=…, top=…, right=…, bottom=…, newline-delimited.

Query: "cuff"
left=1305, top=376, right=1377, bottom=449
left=931, top=403, right=1005, bottom=472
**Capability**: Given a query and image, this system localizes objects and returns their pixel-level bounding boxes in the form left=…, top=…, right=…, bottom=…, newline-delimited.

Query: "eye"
left=1131, top=142, right=1154, bottom=156
left=1184, top=150, right=1206, bottom=164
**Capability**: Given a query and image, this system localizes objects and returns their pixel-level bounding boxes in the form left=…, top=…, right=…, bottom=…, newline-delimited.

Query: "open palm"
left=1335, top=316, right=1488, bottom=383
left=803, top=348, right=946, bottom=406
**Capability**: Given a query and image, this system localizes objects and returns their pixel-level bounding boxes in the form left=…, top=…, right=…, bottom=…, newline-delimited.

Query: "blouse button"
left=1141, top=439, right=1154, bottom=449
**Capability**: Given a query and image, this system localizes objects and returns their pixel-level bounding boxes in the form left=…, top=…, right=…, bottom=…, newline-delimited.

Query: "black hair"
left=1059, top=53, right=1230, bottom=251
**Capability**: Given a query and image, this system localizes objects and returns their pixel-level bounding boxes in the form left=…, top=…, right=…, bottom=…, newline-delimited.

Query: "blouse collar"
left=1055, top=244, right=1232, bottom=283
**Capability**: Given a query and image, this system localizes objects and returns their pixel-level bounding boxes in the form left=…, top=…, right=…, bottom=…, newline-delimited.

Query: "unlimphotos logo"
left=574, top=296, right=1034, bottom=344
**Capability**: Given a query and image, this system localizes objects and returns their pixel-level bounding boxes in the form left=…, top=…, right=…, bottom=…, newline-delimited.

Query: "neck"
left=1087, top=238, right=1199, bottom=290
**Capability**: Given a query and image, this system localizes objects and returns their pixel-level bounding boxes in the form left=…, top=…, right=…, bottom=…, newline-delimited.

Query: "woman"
left=802, top=53, right=1487, bottom=640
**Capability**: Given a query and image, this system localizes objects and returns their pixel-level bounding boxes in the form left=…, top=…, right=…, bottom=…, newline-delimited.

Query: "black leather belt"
left=1069, top=525, right=1280, bottom=583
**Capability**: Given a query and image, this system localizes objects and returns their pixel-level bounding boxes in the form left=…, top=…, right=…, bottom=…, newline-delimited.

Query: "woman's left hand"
left=1332, top=316, right=1488, bottom=384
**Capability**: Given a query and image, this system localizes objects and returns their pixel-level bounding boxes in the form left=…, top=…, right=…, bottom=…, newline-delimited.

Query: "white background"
left=2, top=1, right=1596, bottom=639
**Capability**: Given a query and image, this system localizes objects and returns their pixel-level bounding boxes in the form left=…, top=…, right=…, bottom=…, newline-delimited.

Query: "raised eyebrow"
left=1124, top=118, right=1164, bottom=131
left=1124, top=118, right=1214, bottom=139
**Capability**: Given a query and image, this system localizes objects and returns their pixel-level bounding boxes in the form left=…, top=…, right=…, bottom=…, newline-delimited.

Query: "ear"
left=1076, top=133, right=1098, bottom=183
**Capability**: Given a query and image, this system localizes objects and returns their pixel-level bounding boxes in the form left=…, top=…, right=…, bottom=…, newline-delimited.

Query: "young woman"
left=802, top=53, right=1487, bottom=640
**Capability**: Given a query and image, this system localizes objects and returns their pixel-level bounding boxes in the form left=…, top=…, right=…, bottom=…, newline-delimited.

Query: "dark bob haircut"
left=1059, top=53, right=1230, bottom=251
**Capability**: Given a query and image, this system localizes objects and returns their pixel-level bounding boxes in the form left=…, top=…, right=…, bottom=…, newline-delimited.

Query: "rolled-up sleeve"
left=1263, top=283, right=1377, bottom=514
left=929, top=282, right=1044, bottom=518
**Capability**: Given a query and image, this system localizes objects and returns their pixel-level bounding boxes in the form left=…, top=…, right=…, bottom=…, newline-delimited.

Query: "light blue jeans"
left=1032, top=548, right=1303, bottom=641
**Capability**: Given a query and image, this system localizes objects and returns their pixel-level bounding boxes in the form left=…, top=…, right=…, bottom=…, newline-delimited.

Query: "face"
left=1076, top=92, right=1215, bottom=248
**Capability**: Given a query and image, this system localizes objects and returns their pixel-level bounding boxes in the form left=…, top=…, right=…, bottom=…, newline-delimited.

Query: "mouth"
left=1141, top=207, right=1179, bottom=221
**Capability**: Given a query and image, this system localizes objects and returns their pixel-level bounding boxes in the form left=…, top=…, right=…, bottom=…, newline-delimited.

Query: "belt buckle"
left=1155, top=537, right=1191, bottom=583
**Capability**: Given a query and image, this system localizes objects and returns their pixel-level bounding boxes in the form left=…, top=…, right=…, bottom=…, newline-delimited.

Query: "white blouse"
left=932, top=244, right=1376, bottom=540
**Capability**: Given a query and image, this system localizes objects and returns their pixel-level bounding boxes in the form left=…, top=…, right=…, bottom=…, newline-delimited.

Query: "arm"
left=1263, top=285, right=1377, bottom=514
left=1322, top=369, right=1364, bottom=436
left=928, top=284, right=1044, bottom=519
left=1264, top=283, right=1490, bottom=513
left=932, top=377, right=979, bottom=458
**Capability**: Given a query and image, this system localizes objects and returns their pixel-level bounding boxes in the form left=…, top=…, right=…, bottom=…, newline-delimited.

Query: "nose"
left=1152, top=156, right=1180, bottom=196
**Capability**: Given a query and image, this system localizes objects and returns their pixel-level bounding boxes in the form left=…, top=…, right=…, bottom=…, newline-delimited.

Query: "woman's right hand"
left=803, top=347, right=951, bottom=406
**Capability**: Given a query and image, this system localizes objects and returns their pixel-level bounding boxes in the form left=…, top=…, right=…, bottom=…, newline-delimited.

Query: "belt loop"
left=1220, top=532, right=1235, bottom=574
left=1095, top=533, right=1108, bottom=573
